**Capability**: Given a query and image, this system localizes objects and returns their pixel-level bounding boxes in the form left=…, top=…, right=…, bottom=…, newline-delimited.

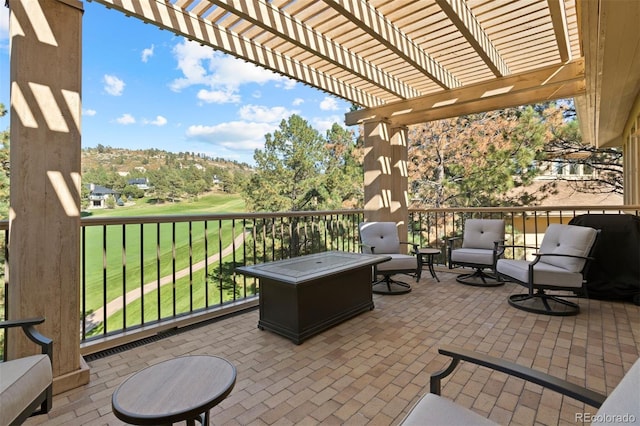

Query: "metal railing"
left=1, top=205, right=638, bottom=355
left=78, top=210, right=364, bottom=351
left=408, top=205, right=640, bottom=264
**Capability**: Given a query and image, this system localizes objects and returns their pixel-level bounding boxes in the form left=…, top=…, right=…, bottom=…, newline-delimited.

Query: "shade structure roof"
left=93, top=0, right=640, bottom=148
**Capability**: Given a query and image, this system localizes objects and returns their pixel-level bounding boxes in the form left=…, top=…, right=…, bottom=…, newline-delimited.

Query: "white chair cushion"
left=0, top=354, right=52, bottom=426
left=359, top=222, right=401, bottom=254
left=592, top=357, right=640, bottom=425
left=497, top=258, right=585, bottom=288
left=461, top=219, right=505, bottom=250
left=538, top=224, right=598, bottom=272
left=400, top=393, right=497, bottom=426
left=451, top=248, right=496, bottom=266
left=377, top=253, right=417, bottom=271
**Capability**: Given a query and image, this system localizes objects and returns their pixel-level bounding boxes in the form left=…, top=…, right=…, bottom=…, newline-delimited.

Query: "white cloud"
left=83, top=109, right=97, bottom=116
left=104, top=74, right=125, bottom=96
left=319, top=96, right=339, bottom=111
left=312, top=115, right=343, bottom=134
left=141, top=44, right=154, bottom=63
left=292, top=98, right=304, bottom=106
left=145, top=115, right=167, bottom=126
left=238, top=105, right=297, bottom=123
left=186, top=121, right=276, bottom=151
left=115, top=114, right=136, bottom=125
left=197, top=88, right=240, bottom=104
left=169, top=39, right=291, bottom=103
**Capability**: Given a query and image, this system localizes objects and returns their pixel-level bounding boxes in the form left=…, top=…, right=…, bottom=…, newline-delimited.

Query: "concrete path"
left=84, top=232, right=247, bottom=333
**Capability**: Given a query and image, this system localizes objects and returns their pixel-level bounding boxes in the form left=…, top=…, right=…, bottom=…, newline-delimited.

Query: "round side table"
left=112, top=355, right=236, bottom=426
left=417, top=248, right=441, bottom=282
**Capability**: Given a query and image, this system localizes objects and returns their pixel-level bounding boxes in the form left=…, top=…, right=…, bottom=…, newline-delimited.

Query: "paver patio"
left=24, top=270, right=640, bottom=425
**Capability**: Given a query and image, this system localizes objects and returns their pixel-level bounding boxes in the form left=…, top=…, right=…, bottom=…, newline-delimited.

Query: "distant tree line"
left=0, top=99, right=624, bottom=219
left=82, top=160, right=249, bottom=207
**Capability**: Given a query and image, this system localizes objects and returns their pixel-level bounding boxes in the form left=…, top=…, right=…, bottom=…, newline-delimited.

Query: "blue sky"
left=0, top=2, right=353, bottom=165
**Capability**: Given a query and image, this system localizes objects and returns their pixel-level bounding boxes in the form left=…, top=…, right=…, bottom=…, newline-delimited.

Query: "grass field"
left=82, top=193, right=251, bottom=335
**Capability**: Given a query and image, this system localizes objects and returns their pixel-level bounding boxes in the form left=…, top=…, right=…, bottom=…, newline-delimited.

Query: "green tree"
left=542, top=101, right=623, bottom=195
left=242, top=115, right=363, bottom=256
left=323, top=124, right=364, bottom=209
left=243, top=114, right=329, bottom=212
left=408, top=106, right=549, bottom=207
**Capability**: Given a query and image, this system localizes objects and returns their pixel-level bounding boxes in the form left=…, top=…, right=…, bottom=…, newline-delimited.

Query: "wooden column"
left=362, top=120, right=409, bottom=248
left=8, top=0, right=89, bottom=393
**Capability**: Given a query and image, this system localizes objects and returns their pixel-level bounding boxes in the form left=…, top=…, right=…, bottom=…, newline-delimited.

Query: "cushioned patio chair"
left=359, top=222, right=419, bottom=295
left=497, top=223, right=598, bottom=316
left=447, top=219, right=505, bottom=287
left=0, top=317, right=53, bottom=426
left=400, top=345, right=639, bottom=425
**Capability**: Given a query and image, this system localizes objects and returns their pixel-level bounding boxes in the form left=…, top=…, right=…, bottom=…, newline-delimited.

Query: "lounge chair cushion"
left=593, top=358, right=640, bottom=425
left=0, top=354, right=52, bottom=426
left=359, top=222, right=401, bottom=254
left=400, top=393, right=497, bottom=426
left=461, top=219, right=505, bottom=250
left=377, top=254, right=418, bottom=271
left=451, top=248, right=496, bottom=266
left=538, top=224, right=598, bottom=272
left=497, top=259, right=585, bottom=288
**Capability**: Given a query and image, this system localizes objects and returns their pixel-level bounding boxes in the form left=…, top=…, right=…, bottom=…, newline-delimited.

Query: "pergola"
left=7, top=0, right=640, bottom=393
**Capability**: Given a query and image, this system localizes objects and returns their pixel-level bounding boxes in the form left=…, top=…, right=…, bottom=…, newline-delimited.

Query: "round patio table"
left=112, top=355, right=236, bottom=425
left=417, top=248, right=441, bottom=282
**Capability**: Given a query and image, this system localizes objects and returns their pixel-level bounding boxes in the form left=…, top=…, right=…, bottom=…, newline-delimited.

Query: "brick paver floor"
left=25, top=270, right=640, bottom=425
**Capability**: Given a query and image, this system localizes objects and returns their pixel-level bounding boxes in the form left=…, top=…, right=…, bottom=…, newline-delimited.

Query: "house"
left=127, top=177, right=150, bottom=191
left=86, top=184, right=120, bottom=209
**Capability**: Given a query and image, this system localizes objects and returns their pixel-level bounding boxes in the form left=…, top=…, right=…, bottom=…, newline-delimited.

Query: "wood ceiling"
left=92, top=0, right=640, bottom=148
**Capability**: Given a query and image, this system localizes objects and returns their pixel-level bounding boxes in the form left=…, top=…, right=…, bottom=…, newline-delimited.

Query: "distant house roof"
left=127, top=178, right=148, bottom=185
left=87, top=184, right=118, bottom=195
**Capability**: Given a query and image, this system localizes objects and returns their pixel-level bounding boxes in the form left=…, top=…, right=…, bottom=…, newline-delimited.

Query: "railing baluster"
left=122, top=224, right=126, bottom=331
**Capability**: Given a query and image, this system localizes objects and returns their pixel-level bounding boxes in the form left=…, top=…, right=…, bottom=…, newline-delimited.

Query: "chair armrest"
left=529, top=252, right=593, bottom=267
left=399, top=241, right=420, bottom=253
left=493, top=240, right=506, bottom=257
left=430, top=345, right=606, bottom=408
left=359, top=243, right=376, bottom=253
left=532, top=252, right=593, bottom=261
left=498, top=243, right=539, bottom=250
left=0, top=317, right=53, bottom=360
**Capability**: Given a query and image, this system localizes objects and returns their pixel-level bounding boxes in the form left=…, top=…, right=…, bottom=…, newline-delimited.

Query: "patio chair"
left=0, top=317, right=53, bottom=426
left=400, top=345, right=639, bottom=425
left=446, top=219, right=505, bottom=287
left=358, top=222, right=419, bottom=295
left=497, top=224, right=599, bottom=316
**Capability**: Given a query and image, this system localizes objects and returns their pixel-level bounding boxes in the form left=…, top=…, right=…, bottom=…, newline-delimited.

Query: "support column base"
left=53, top=357, right=90, bottom=395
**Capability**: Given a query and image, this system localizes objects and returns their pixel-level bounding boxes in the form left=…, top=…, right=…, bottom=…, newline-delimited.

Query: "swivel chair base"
left=508, top=291, right=580, bottom=316
left=372, top=276, right=411, bottom=295
left=455, top=268, right=504, bottom=287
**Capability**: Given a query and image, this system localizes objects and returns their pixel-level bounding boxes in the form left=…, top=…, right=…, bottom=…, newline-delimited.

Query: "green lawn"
left=82, top=193, right=250, bottom=332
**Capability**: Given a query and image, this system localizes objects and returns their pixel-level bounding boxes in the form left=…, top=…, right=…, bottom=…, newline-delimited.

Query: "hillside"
left=81, top=146, right=252, bottom=175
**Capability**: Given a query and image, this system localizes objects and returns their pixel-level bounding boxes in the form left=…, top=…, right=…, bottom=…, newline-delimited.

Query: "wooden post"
left=362, top=120, right=409, bottom=247
left=8, top=0, right=89, bottom=393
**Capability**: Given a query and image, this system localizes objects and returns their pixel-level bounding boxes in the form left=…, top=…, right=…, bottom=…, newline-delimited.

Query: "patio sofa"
left=0, top=318, right=53, bottom=426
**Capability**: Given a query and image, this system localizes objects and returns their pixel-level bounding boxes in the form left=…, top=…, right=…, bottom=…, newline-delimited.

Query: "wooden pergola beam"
left=97, top=0, right=385, bottom=108
left=345, top=58, right=585, bottom=126
left=547, top=0, right=572, bottom=62
left=435, top=0, right=511, bottom=77
left=206, top=0, right=423, bottom=99
left=325, top=0, right=461, bottom=90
